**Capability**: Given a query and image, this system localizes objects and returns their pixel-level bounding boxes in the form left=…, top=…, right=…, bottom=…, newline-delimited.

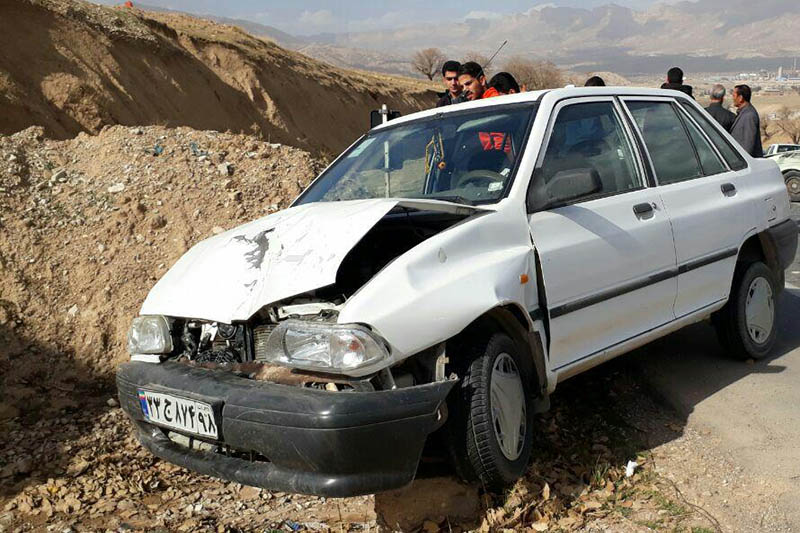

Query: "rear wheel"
left=784, top=170, right=800, bottom=202
left=445, top=333, right=534, bottom=490
left=714, top=261, right=778, bottom=360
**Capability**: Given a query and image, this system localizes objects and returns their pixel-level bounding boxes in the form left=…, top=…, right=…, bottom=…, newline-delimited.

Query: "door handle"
left=721, top=183, right=737, bottom=196
left=632, top=202, right=655, bottom=218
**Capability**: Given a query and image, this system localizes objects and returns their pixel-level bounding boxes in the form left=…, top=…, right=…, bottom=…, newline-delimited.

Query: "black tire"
left=714, top=261, right=778, bottom=360
left=784, top=170, right=800, bottom=203
left=444, top=332, right=534, bottom=491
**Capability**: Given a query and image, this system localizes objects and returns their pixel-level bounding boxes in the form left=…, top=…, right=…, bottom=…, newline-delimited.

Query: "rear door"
left=527, top=97, right=677, bottom=372
left=621, top=97, right=749, bottom=317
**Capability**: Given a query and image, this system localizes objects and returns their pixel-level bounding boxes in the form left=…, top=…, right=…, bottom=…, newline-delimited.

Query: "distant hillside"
left=282, top=0, right=800, bottom=74
left=0, top=0, right=437, bottom=154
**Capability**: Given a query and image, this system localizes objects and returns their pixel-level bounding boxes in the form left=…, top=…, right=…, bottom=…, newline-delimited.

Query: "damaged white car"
left=118, top=87, right=797, bottom=497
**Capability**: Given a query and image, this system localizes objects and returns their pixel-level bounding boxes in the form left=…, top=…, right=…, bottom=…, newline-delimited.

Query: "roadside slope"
left=0, top=0, right=436, bottom=154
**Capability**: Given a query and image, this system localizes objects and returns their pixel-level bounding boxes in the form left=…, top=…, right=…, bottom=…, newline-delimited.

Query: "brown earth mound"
left=0, top=0, right=436, bottom=155
left=0, top=125, right=322, bottom=402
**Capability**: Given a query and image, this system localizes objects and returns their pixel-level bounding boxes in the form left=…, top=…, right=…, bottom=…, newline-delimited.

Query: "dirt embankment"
left=0, top=125, right=322, bottom=400
left=0, top=0, right=436, bottom=155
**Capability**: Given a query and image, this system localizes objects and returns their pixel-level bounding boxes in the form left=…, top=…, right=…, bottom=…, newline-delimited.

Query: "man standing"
left=585, top=75, right=605, bottom=87
left=436, top=60, right=463, bottom=107
left=705, top=84, right=736, bottom=131
left=730, top=84, right=763, bottom=157
left=660, top=67, right=693, bottom=98
left=457, top=62, right=486, bottom=101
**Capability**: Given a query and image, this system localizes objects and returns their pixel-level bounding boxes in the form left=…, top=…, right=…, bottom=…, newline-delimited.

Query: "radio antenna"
left=482, top=40, right=508, bottom=76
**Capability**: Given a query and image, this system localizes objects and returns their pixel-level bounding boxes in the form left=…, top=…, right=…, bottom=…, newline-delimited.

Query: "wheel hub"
left=490, top=353, right=526, bottom=460
left=745, top=276, right=774, bottom=345
left=787, top=176, right=800, bottom=195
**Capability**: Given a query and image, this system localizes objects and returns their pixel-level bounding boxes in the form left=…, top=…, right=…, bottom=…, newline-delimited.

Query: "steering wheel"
left=456, top=169, right=506, bottom=190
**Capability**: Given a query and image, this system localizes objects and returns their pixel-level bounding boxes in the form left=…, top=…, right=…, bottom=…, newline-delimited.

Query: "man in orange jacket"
left=483, top=72, right=520, bottom=99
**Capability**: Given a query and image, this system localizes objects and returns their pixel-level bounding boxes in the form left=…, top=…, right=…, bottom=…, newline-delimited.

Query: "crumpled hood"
left=140, top=198, right=482, bottom=323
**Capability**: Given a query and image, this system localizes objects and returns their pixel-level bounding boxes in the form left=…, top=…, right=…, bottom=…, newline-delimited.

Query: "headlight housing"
left=127, top=315, right=173, bottom=355
left=264, top=320, right=391, bottom=377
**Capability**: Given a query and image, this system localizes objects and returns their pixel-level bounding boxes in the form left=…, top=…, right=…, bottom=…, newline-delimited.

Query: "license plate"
left=138, top=389, right=219, bottom=439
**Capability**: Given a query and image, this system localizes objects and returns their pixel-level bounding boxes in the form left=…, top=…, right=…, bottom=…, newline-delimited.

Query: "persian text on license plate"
left=138, top=390, right=219, bottom=439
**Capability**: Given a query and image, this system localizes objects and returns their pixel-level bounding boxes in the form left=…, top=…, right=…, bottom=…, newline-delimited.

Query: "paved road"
left=787, top=202, right=800, bottom=287
left=631, top=201, right=800, bottom=528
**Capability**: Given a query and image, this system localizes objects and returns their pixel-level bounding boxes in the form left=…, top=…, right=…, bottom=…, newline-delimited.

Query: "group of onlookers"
left=434, top=59, right=765, bottom=157
left=435, top=60, right=521, bottom=107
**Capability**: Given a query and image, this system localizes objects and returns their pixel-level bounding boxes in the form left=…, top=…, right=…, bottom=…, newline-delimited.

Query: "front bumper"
left=117, top=361, right=455, bottom=497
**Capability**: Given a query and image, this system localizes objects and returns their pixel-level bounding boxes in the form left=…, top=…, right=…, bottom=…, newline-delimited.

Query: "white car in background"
left=765, top=143, right=800, bottom=156
left=770, top=149, right=800, bottom=201
left=117, top=87, right=797, bottom=497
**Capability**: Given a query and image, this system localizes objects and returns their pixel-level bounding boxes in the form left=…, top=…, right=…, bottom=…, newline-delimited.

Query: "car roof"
left=372, top=86, right=695, bottom=131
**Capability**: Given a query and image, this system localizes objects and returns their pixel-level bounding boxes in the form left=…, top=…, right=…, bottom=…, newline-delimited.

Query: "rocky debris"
left=0, top=402, right=377, bottom=532
left=0, top=124, right=322, bottom=392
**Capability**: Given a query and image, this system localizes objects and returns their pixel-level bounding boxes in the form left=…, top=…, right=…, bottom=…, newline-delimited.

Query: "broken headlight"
left=264, top=320, right=390, bottom=377
left=127, top=315, right=173, bottom=356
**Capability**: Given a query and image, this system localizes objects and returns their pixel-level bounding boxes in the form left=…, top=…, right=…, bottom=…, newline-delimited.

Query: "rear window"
left=680, top=101, right=747, bottom=171
left=626, top=101, right=702, bottom=185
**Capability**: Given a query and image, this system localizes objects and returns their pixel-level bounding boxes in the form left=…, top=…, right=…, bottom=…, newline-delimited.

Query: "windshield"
left=295, top=103, right=537, bottom=206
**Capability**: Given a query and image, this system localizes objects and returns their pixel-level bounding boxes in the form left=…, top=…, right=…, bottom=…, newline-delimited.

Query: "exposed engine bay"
left=162, top=207, right=473, bottom=389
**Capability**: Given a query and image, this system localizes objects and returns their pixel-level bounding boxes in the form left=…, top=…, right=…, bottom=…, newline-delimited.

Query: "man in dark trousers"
left=705, top=84, right=736, bottom=131
left=730, top=84, right=763, bottom=157
left=436, top=60, right=464, bottom=107
left=660, top=67, right=693, bottom=98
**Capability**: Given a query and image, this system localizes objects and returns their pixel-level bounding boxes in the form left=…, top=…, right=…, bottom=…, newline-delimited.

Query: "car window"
left=680, top=101, right=747, bottom=170
left=626, top=101, right=702, bottom=185
left=536, top=101, right=642, bottom=203
left=677, top=107, right=727, bottom=176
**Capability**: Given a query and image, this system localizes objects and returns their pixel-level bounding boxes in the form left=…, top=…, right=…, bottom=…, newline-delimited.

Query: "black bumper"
left=117, top=362, right=455, bottom=497
left=767, top=218, right=799, bottom=271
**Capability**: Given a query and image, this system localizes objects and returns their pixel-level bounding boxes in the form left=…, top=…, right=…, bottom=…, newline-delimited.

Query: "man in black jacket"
left=660, top=67, right=693, bottom=98
left=436, top=60, right=464, bottom=107
left=705, top=84, right=736, bottom=131
left=730, top=84, right=763, bottom=157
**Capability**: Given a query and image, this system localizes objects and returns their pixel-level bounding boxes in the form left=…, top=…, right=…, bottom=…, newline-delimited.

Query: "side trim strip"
left=549, top=247, right=738, bottom=319
left=552, top=298, right=726, bottom=372
left=677, top=247, right=737, bottom=275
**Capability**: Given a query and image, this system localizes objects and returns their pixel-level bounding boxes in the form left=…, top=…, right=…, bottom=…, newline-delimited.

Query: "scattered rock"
left=0, top=402, right=20, bottom=421
left=217, top=162, right=233, bottom=176
left=107, top=397, right=119, bottom=407
left=150, top=215, right=167, bottom=230
left=107, top=183, right=125, bottom=193
left=67, top=304, right=79, bottom=317
left=52, top=168, right=67, bottom=181
left=239, top=487, right=259, bottom=501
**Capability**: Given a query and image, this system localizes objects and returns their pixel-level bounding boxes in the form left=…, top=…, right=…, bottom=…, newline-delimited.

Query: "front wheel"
left=714, top=261, right=779, bottom=360
left=445, top=333, right=534, bottom=491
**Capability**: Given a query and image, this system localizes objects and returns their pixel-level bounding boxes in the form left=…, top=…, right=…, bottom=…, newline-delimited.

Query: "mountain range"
left=182, top=0, right=800, bottom=76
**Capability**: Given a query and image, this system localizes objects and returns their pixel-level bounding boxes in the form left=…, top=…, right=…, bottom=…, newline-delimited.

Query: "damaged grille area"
left=252, top=323, right=277, bottom=361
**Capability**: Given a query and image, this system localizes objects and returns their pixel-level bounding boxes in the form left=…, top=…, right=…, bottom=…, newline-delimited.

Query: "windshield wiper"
left=407, top=194, right=473, bottom=206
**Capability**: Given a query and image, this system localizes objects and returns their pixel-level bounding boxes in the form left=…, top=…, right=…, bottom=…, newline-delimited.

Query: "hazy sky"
left=95, top=0, right=667, bottom=35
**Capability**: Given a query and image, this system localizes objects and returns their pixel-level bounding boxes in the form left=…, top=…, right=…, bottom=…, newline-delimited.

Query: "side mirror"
left=527, top=167, right=602, bottom=212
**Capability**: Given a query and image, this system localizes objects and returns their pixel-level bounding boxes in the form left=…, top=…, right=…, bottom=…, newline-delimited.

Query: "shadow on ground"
left=0, top=322, right=114, bottom=498
left=379, top=288, right=800, bottom=529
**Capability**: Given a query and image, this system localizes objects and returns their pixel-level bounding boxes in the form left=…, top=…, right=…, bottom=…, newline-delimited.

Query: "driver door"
left=527, top=97, right=678, bottom=372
